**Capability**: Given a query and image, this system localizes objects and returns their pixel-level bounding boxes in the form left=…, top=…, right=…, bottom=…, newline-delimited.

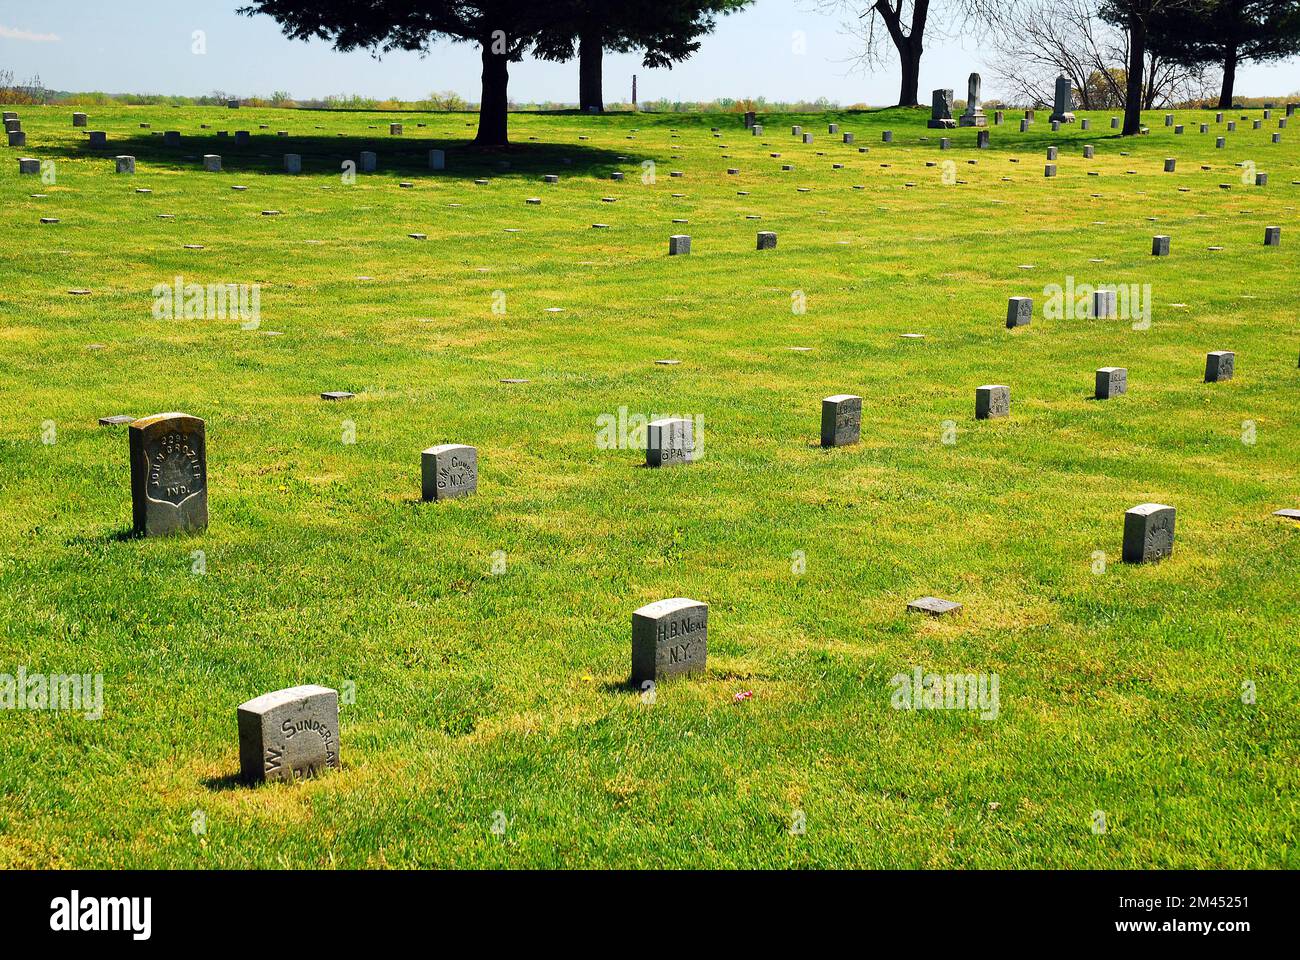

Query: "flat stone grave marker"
left=129, top=412, right=207, bottom=537
left=238, top=685, right=339, bottom=784
left=907, top=597, right=962, bottom=616
left=631, top=598, right=708, bottom=684
left=99, top=415, right=135, bottom=426
left=422, top=443, right=477, bottom=500
left=321, top=391, right=354, bottom=400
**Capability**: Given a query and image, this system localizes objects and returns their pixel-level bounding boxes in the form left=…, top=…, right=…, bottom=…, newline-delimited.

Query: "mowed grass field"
left=1, top=102, right=1298, bottom=868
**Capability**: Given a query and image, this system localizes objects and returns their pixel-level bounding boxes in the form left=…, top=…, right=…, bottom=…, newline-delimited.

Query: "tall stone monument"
left=959, top=73, right=987, bottom=127
left=1050, top=75, right=1076, bottom=123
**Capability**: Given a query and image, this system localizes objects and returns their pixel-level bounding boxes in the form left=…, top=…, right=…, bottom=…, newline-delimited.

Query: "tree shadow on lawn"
left=43, top=132, right=635, bottom=182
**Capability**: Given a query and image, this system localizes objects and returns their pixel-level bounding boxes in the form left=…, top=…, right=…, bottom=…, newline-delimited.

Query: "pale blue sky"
left=1, top=0, right=1297, bottom=104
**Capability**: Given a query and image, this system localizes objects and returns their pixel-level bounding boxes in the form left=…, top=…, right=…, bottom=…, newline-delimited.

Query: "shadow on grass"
left=44, top=132, right=637, bottom=181
left=201, top=772, right=247, bottom=793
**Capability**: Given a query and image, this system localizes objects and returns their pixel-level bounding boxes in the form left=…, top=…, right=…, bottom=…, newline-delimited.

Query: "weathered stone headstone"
left=1081, top=118, right=1091, bottom=130
left=1122, top=503, right=1175, bottom=563
left=1164, top=158, right=1176, bottom=172
left=203, top=154, right=222, bottom=172
left=743, top=110, right=756, bottom=128
left=631, top=598, right=708, bottom=684
left=959, top=73, right=986, bottom=127
left=1204, top=351, right=1234, bottom=382
left=1095, top=366, right=1127, bottom=399
left=929, top=89, right=956, bottom=129
left=17, top=157, right=39, bottom=175
left=1045, top=163, right=1057, bottom=178
left=843, top=132, right=854, bottom=144
left=284, top=153, right=301, bottom=174
left=227, top=99, right=240, bottom=109
left=646, top=418, right=695, bottom=468
left=129, top=413, right=207, bottom=537
left=882, top=130, right=893, bottom=142
left=1112, top=117, right=1120, bottom=129
left=820, top=394, right=861, bottom=448
left=1020, top=119, right=1030, bottom=133
left=114, top=155, right=135, bottom=174
left=1047, top=146, right=1058, bottom=160
left=1216, top=136, right=1226, bottom=148
left=1006, top=296, right=1032, bottom=328
left=389, top=123, right=403, bottom=135
left=421, top=444, right=477, bottom=500
left=828, top=123, right=838, bottom=134
left=72, top=112, right=87, bottom=127
left=994, top=110, right=1004, bottom=125
left=977, top=129, right=990, bottom=148
left=1083, top=145, right=1095, bottom=158
left=360, top=151, right=377, bottom=172
left=1264, top=225, right=1281, bottom=246
left=1092, top=289, right=1118, bottom=319
left=163, top=130, right=181, bottom=146
left=8, top=130, right=25, bottom=147
left=1152, top=235, right=1171, bottom=256
left=975, top=385, right=1010, bottom=420
left=429, top=149, right=445, bottom=170
left=234, top=130, right=250, bottom=146
left=668, top=234, right=691, bottom=255
left=238, top=685, right=339, bottom=784
left=1256, top=172, right=1268, bottom=186
left=940, top=138, right=951, bottom=150
left=803, top=133, right=813, bottom=144
left=1051, top=120, right=1061, bottom=132
left=756, top=231, right=777, bottom=250
left=1050, top=75, right=1076, bottom=123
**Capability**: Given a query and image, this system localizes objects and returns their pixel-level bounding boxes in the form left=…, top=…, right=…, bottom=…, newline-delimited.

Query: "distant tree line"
left=819, top=0, right=1300, bottom=134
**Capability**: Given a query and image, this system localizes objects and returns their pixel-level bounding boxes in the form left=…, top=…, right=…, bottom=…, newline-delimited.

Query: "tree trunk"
left=1122, top=20, right=1146, bottom=136
left=579, top=30, right=604, bottom=113
left=475, top=36, right=510, bottom=147
left=875, top=0, right=927, bottom=108
left=897, top=41, right=922, bottom=107
left=1218, top=44, right=1238, bottom=110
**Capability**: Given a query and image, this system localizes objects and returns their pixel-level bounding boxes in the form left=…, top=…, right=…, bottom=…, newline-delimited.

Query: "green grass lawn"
left=1, top=103, right=1298, bottom=868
